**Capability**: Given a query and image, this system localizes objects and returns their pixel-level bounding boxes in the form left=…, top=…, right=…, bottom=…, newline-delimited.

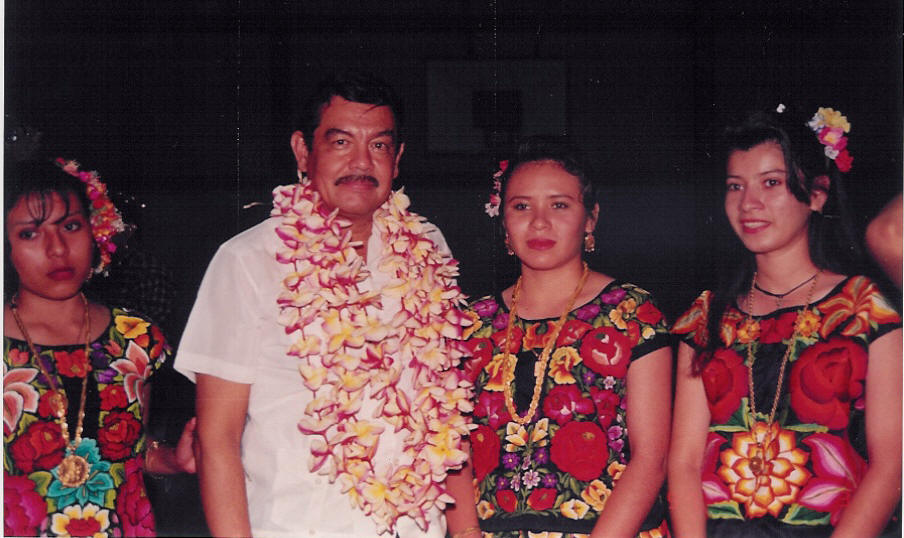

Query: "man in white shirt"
left=176, top=72, right=471, bottom=537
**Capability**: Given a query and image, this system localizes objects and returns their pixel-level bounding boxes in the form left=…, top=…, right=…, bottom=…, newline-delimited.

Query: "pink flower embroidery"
left=110, top=341, right=152, bottom=407
left=798, top=433, right=866, bottom=525
left=3, top=366, right=39, bottom=435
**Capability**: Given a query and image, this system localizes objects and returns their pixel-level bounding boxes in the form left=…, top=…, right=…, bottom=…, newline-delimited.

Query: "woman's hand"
left=175, top=417, right=198, bottom=474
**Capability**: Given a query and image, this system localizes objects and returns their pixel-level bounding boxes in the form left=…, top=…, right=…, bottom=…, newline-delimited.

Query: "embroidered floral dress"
left=672, top=276, right=901, bottom=536
left=4, top=308, right=167, bottom=537
left=462, top=282, right=671, bottom=538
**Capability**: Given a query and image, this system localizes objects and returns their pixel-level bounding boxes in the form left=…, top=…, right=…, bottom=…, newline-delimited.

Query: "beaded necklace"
left=9, top=293, right=93, bottom=487
left=743, top=270, right=820, bottom=477
left=502, top=262, right=590, bottom=425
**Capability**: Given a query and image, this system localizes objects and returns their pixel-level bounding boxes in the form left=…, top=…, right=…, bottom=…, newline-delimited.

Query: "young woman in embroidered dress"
left=3, top=159, right=197, bottom=537
left=446, top=136, right=672, bottom=538
left=669, top=107, right=902, bottom=537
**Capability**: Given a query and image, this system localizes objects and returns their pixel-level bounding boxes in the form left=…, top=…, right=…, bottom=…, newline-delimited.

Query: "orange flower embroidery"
left=717, top=422, right=811, bottom=518
left=673, top=291, right=710, bottom=347
left=818, top=277, right=900, bottom=338
left=523, top=321, right=556, bottom=349
left=736, top=319, right=760, bottom=344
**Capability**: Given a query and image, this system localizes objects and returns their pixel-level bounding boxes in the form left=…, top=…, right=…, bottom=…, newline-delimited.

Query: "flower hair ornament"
left=484, top=159, right=508, bottom=217
left=55, top=158, right=132, bottom=274
left=807, top=107, right=853, bottom=173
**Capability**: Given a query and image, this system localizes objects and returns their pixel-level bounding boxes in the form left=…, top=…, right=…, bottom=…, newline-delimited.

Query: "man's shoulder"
left=216, top=216, right=281, bottom=255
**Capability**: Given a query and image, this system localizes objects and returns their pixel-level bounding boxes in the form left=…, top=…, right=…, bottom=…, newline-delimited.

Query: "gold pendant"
left=57, top=453, right=91, bottom=487
left=749, top=454, right=764, bottom=475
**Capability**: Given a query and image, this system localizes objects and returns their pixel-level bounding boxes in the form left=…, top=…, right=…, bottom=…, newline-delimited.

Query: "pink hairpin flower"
left=55, top=158, right=132, bottom=274
left=807, top=107, right=853, bottom=173
left=485, top=160, right=508, bottom=217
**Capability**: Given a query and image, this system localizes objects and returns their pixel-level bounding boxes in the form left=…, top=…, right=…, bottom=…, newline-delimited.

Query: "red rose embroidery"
left=54, top=349, right=90, bottom=378
left=759, top=312, right=798, bottom=344
left=589, top=387, right=620, bottom=430
left=542, top=385, right=594, bottom=426
left=149, top=325, right=167, bottom=360
left=491, top=327, right=524, bottom=354
left=462, top=338, right=494, bottom=382
left=37, top=390, right=65, bottom=419
left=473, top=391, right=513, bottom=430
left=527, top=487, right=557, bottom=511
left=625, top=321, right=641, bottom=345
left=579, top=327, right=632, bottom=378
left=635, top=301, right=663, bottom=325
left=700, top=349, right=748, bottom=423
left=556, top=319, right=593, bottom=347
left=66, top=518, right=102, bottom=536
left=790, top=337, right=867, bottom=430
left=550, top=421, right=608, bottom=481
left=495, top=490, right=517, bottom=513
left=10, top=421, right=65, bottom=473
left=117, top=458, right=156, bottom=536
left=4, top=473, right=46, bottom=537
left=98, top=411, right=142, bottom=461
left=100, top=384, right=129, bottom=411
left=470, top=424, right=501, bottom=482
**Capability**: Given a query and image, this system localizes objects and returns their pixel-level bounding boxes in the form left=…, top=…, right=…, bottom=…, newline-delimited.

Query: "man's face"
left=292, top=96, right=404, bottom=227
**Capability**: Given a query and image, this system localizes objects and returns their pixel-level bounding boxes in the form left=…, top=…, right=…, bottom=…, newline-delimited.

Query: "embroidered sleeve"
left=672, top=290, right=711, bottom=349
left=815, top=276, right=901, bottom=342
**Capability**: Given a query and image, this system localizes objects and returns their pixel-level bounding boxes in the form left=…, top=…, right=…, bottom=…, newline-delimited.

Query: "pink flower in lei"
left=272, top=179, right=474, bottom=534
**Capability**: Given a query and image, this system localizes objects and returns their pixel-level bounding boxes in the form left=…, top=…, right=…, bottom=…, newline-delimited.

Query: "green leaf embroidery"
left=707, top=501, right=744, bottom=520
left=781, top=504, right=831, bottom=526
left=29, top=470, right=53, bottom=496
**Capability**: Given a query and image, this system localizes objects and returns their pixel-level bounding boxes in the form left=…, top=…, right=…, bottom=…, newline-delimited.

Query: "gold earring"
left=584, top=233, right=595, bottom=253
left=505, top=234, right=514, bottom=256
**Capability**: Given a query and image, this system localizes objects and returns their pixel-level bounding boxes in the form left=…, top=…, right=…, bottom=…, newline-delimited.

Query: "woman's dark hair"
left=4, top=159, right=98, bottom=297
left=293, top=71, right=404, bottom=150
left=694, top=109, right=863, bottom=372
left=499, top=135, right=598, bottom=217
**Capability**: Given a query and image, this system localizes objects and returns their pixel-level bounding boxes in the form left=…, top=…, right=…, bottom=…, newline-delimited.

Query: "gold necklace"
left=743, top=270, right=820, bottom=477
left=502, top=262, right=590, bottom=425
left=10, top=294, right=93, bottom=488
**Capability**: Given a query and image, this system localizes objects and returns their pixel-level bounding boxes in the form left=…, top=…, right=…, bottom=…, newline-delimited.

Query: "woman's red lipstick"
left=48, top=267, right=76, bottom=281
left=527, top=238, right=556, bottom=250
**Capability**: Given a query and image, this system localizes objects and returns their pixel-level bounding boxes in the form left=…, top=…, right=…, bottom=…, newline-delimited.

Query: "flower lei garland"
left=55, top=158, right=131, bottom=274
left=272, top=179, right=474, bottom=534
left=807, top=107, right=853, bottom=172
left=484, top=159, right=508, bottom=217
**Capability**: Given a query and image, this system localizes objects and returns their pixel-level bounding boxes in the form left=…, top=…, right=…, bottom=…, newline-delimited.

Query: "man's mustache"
left=335, top=175, right=378, bottom=186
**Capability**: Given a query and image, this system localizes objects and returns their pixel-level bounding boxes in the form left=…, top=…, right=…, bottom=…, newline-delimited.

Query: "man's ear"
left=810, top=175, right=830, bottom=212
left=290, top=131, right=309, bottom=172
left=391, top=142, right=405, bottom=179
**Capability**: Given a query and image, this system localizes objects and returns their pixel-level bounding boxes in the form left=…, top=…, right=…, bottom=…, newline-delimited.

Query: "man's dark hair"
left=294, top=71, right=404, bottom=150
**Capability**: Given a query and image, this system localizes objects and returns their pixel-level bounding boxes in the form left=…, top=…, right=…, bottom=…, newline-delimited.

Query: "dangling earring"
left=584, top=233, right=595, bottom=253
left=297, top=169, right=308, bottom=182
left=505, top=234, right=515, bottom=256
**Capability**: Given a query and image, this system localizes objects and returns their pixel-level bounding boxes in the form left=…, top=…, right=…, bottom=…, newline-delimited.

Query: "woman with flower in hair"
left=446, top=136, right=672, bottom=538
left=669, top=107, right=902, bottom=537
left=3, top=159, right=197, bottom=537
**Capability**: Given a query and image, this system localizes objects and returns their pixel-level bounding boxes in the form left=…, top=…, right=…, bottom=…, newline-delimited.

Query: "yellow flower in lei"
left=273, top=180, right=473, bottom=534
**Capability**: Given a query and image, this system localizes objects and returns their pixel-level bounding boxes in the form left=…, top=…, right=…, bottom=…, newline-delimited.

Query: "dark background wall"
left=7, top=1, right=902, bottom=329
left=5, top=2, right=902, bottom=535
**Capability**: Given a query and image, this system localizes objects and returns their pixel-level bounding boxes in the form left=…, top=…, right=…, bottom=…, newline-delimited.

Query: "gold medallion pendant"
left=57, top=453, right=91, bottom=487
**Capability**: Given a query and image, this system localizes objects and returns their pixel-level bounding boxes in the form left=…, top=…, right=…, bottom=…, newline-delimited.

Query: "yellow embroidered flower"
left=608, top=298, right=637, bottom=329
left=531, top=418, right=550, bottom=446
left=476, top=500, right=496, bottom=519
left=505, top=422, right=529, bottom=452
left=580, top=479, right=612, bottom=511
left=736, top=319, right=760, bottom=344
left=717, top=421, right=811, bottom=518
left=114, top=315, right=150, bottom=339
left=641, top=326, right=656, bottom=340
left=560, top=499, right=591, bottom=520
left=795, top=309, right=821, bottom=338
left=607, top=461, right=626, bottom=481
left=50, top=503, right=111, bottom=537
left=549, top=347, right=582, bottom=384
left=462, top=311, right=482, bottom=340
left=484, top=353, right=516, bottom=392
